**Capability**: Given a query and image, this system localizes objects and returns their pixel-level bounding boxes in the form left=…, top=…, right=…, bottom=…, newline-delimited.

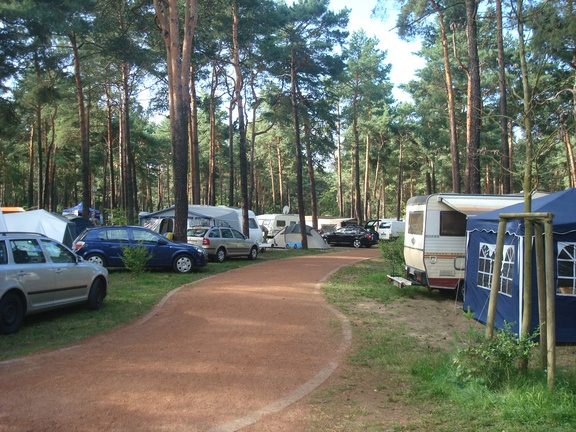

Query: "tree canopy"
left=0, top=0, right=574, bottom=232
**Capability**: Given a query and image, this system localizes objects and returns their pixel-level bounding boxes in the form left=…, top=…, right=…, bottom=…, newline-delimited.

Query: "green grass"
left=314, top=241, right=576, bottom=431
left=0, top=248, right=330, bottom=360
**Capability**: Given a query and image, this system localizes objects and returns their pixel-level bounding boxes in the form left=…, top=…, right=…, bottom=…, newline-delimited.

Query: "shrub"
left=120, top=243, right=153, bottom=274
left=452, top=322, right=538, bottom=388
left=379, top=234, right=404, bottom=275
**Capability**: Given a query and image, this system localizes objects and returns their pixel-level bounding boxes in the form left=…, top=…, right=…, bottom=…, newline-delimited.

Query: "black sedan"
left=322, top=226, right=378, bottom=248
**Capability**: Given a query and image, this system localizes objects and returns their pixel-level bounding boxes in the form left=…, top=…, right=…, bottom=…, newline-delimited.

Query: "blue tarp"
left=464, top=188, right=576, bottom=342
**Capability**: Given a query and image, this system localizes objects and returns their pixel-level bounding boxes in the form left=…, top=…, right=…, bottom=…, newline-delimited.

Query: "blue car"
left=73, top=226, right=208, bottom=273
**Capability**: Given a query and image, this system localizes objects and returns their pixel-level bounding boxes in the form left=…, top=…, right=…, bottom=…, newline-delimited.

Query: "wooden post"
left=533, top=222, right=547, bottom=369
left=485, top=218, right=508, bottom=339
left=544, top=216, right=556, bottom=389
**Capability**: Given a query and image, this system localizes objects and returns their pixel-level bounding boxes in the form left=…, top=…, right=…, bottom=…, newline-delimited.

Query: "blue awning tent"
left=62, top=202, right=101, bottom=218
left=464, top=188, right=576, bottom=342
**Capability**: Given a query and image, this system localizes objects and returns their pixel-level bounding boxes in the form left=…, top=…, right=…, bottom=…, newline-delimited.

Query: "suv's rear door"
left=9, top=239, right=56, bottom=309
left=41, top=239, right=90, bottom=305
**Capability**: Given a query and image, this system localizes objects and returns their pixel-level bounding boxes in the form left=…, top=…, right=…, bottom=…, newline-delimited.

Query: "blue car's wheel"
left=173, top=254, right=194, bottom=274
left=86, top=253, right=106, bottom=267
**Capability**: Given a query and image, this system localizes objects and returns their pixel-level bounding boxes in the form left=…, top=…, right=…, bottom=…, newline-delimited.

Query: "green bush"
left=452, top=322, right=538, bottom=388
left=379, top=234, right=404, bottom=275
left=120, top=243, right=153, bottom=274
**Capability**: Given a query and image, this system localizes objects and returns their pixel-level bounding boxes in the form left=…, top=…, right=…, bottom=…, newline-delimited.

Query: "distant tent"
left=271, top=224, right=330, bottom=249
left=464, top=188, right=576, bottom=342
left=4, top=209, right=76, bottom=247
left=63, top=214, right=97, bottom=239
left=62, top=202, right=101, bottom=219
left=139, top=205, right=241, bottom=234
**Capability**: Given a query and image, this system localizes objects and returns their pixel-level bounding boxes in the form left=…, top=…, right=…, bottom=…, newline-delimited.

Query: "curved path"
left=0, top=248, right=379, bottom=432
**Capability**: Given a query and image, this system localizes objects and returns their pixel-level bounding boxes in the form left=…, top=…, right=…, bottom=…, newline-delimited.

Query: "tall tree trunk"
left=352, top=93, right=362, bottom=223
left=432, top=1, right=460, bottom=193
left=27, top=123, right=34, bottom=208
left=563, top=124, right=576, bottom=186
left=363, top=133, right=370, bottom=222
left=36, top=104, right=43, bottom=208
left=227, top=97, right=236, bottom=206
left=517, top=0, right=534, bottom=364
left=69, top=32, right=91, bottom=220
left=397, top=139, right=403, bottom=221
left=465, top=0, right=482, bottom=194
left=337, top=102, right=344, bottom=216
left=122, top=62, right=135, bottom=223
left=231, top=1, right=250, bottom=236
left=154, top=0, right=197, bottom=241
left=276, top=137, right=285, bottom=210
left=304, top=123, right=318, bottom=230
left=208, top=61, right=218, bottom=206
left=189, top=67, right=201, bottom=204
left=496, top=0, right=510, bottom=193
left=290, top=51, right=308, bottom=249
left=267, top=141, right=276, bottom=212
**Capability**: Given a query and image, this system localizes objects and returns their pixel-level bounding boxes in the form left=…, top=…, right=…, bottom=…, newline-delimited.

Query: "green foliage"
left=452, top=322, right=538, bottom=388
left=378, top=234, right=404, bottom=275
left=120, top=243, right=153, bottom=274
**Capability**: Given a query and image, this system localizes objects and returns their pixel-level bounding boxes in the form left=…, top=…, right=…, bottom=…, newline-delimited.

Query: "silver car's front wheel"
left=215, top=248, right=226, bottom=263
left=173, top=255, right=194, bottom=274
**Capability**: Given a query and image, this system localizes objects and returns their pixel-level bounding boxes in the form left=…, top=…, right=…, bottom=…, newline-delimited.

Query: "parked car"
left=0, top=232, right=109, bottom=334
left=322, top=225, right=378, bottom=248
left=73, top=226, right=208, bottom=273
left=378, top=220, right=405, bottom=240
left=363, top=219, right=381, bottom=241
left=186, top=226, right=259, bottom=263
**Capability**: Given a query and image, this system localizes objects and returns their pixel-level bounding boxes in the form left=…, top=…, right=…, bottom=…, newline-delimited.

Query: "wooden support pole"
left=485, top=218, right=507, bottom=339
left=534, top=222, right=547, bottom=369
left=544, top=217, right=556, bottom=389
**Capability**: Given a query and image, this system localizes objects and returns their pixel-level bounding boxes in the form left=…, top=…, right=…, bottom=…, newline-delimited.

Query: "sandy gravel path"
left=0, top=248, right=379, bottom=431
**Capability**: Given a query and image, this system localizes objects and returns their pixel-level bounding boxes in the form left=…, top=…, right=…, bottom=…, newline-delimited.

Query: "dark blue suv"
left=73, top=226, right=208, bottom=273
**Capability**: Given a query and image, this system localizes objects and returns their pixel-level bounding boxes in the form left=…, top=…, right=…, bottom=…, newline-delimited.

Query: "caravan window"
left=477, top=243, right=514, bottom=296
left=440, top=211, right=467, bottom=236
left=557, top=242, right=576, bottom=295
left=407, top=211, right=424, bottom=235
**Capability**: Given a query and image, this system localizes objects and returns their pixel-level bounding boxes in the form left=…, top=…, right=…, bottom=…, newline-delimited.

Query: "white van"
left=257, top=214, right=299, bottom=238
left=378, top=220, right=405, bottom=240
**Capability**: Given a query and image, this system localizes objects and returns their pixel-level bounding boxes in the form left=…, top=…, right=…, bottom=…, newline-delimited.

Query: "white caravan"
left=391, top=193, right=537, bottom=293
left=257, top=213, right=300, bottom=239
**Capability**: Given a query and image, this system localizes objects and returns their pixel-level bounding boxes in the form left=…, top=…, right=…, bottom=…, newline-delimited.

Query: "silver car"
left=0, top=232, right=109, bottom=334
left=187, top=226, right=258, bottom=263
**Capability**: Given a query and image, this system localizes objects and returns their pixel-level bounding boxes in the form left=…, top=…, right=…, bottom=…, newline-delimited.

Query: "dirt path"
left=0, top=248, right=379, bottom=432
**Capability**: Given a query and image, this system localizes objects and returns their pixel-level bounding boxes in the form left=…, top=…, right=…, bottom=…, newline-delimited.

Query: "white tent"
left=139, top=205, right=241, bottom=234
left=0, top=208, right=7, bottom=232
left=271, top=224, right=331, bottom=249
left=4, top=210, right=76, bottom=247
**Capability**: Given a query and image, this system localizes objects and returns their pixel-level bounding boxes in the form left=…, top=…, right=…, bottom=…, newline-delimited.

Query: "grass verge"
left=310, top=241, right=576, bottom=431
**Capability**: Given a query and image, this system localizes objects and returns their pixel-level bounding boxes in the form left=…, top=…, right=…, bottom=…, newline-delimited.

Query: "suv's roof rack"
left=0, top=232, right=48, bottom=237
